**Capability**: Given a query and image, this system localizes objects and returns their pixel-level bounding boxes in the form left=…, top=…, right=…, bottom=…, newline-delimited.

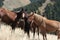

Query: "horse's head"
left=16, top=8, right=29, bottom=28
left=27, top=12, right=44, bottom=27
left=27, top=12, right=34, bottom=23
left=0, top=8, right=6, bottom=17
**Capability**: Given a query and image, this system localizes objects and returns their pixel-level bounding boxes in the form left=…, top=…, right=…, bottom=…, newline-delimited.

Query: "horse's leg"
left=27, top=30, right=30, bottom=37
left=27, top=27, right=31, bottom=40
left=37, top=27, right=40, bottom=40
left=32, top=27, right=35, bottom=40
left=11, top=21, right=16, bottom=30
left=57, top=30, right=60, bottom=40
left=41, top=32, right=47, bottom=40
left=42, top=34, right=47, bottom=40
left=44, top=33, right=47, bottom=40
left=10, top=21, right=17, bottom=34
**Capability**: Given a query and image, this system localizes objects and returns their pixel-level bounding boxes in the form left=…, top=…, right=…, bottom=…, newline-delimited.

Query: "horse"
left=0, top=8, right=25, bottom=30
left=0, top=8, right=17, bottom=24
left=0, top=8, right=31, bottom=37
left=26, top=12, right=38, bottom=38
left=21, top=12, right=40, bottom=38
left=18, top=10, right=31, bottom=37
left=27, top=12, right=60, bottom=40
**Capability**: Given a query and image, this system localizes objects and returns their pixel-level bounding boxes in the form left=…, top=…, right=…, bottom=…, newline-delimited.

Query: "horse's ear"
left=28, top=12, right=34, bottom=17
left=21, top=8, right=24, bottom=11
left=27, top=12, right=34, bottom=22
left=20, top=8, right=24, bottom=12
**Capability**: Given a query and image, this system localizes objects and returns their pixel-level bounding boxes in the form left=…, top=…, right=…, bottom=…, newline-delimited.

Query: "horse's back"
left=0, top=8, right=17, bottom=21
left=4, top=8, right=17, bottom=21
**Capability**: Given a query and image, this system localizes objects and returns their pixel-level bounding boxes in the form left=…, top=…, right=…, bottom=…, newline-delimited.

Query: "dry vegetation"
left=0, top=22, right=57, bottom=40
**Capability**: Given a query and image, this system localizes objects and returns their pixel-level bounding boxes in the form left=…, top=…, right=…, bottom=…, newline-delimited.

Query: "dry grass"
left=0, top=22, right=57, bottom=40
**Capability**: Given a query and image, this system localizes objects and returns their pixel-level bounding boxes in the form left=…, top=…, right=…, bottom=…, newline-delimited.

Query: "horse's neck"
left=34, top=14, right=43, bottom=24
left=34, top=14, right=48, bottom=26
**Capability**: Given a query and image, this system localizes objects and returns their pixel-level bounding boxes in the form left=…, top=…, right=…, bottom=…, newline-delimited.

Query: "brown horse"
left=0, top=8, right=17, bottom=24
left=21, top=12, right=40, bottom=38
left=0, top=8, right=25, bottom=30
left=27, top=12, right=60, bottom=40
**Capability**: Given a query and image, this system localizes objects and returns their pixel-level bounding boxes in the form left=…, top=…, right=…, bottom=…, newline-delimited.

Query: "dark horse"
left=27, top=12, right=60, bottom=40
left=18, top=10, right=31, bottom=37
left=21, top=12, right=39, bottom=37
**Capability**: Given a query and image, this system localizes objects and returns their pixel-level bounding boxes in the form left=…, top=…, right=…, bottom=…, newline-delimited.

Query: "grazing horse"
left=27, top=12, right=60, bottom=40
